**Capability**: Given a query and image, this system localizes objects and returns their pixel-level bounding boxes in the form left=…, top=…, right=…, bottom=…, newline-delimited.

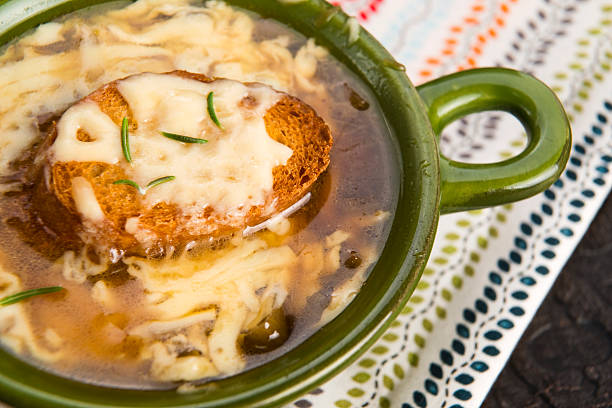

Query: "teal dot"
left=510, top=306, right=525, bottom=316
left=455, top=374, right=474, bottom=385
left=430, top=363, right=443, bottom=379
left=463, top=309, right=476, bottom=323
left=471, top=361, right=489, bottom=372
left=483, top=345, right=500, bottom=356
left=424, top=379, right=438, bottom=396
left=452, top=339, right=465, bottom=355
left=512, top=291, right=528, bottom=300
left=453, top=389, right=472, bottom=401
left=475, top=300, right=488, bottom=313
left=498, top=319, right=514, bottom=329
left=484, top=330, right=502, bottom=340
left=440, top=350, right=453, bottom=366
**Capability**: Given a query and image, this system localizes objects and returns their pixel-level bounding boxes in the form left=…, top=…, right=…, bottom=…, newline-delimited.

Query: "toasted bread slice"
left=42, top=71, right=332, bottom=257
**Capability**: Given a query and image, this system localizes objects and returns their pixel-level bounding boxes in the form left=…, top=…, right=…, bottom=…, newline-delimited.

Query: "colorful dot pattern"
left=287, top=1, right=612, bottom=407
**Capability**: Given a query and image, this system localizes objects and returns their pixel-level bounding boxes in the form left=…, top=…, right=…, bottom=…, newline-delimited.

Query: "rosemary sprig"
left=160, top=131, right=207, bottom=144
left=113, top=179, right=145, bottom=194
left=207, top=91, right=224, bottom=130
left=0, top=286, right=64, bottom=306
left=146, top=175, right=176, bottom=190
left=113, top=176, right=176, bottom=195
left=121, top=117, right=132, bottom=163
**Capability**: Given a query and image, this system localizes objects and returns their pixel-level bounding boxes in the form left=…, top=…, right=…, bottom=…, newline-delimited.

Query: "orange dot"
left=465, top=17, right=479, bottom=24
left=496, top=17, right=505, bottom=26
left=467, top=57, right=477, bottom=66
left=442, top=49, right=454, bottom=55
left=489, top=28, right=497, bottom=37
left=472, top=5, right=484, bottom=11
left=501, top=3, right=509, bottom=13
left=427, top=58, right=440, bottom=64
left=478, top=34, right=487, bottom=43
left=446, top=38, right=458, bottom=45
left=420, top=70, right=432, bottom=77
left=473, top=46, right=482, bottom=55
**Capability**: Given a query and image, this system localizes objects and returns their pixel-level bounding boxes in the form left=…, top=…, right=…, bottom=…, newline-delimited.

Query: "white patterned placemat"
left=287, top=1, right=612, bottom=407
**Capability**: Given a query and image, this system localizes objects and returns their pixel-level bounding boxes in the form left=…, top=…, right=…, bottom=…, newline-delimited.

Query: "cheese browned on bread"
left=41, top=71, right=332, bottom=257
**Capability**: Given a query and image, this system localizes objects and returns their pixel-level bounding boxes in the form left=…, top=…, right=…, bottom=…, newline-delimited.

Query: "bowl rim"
left=0, top=0, right=440, bottom=406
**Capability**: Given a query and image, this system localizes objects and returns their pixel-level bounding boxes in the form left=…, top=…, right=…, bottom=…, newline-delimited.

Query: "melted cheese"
left=50, top=73, right=293, bottom=216
left=71, top=177, right=105, bottom=223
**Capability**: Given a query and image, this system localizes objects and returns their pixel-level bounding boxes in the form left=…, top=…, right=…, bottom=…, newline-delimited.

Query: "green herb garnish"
left=207, top=91, right=224, bottom=130
left=160, top=131, right=208, bottom=144
left=0, top=286, right=64, bottom=306
left=121, top=117, right=132, bottom=163
left=145, top=175, right=176, bottom=190
left=113, top=176, right=176, bottom=195
left=113, top=179, right=145, bottom=194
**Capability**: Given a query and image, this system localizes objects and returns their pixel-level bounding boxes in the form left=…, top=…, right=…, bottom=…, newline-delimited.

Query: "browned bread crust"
left=43, top=71, right=332, bottom=257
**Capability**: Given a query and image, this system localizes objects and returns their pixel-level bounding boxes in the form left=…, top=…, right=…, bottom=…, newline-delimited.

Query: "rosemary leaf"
left=160, top=131, right=207, bottom=144
left=146, top=176, right=176, bottom=189
left=207, top=91, right=224, bottom=130
left=113, top=177, right=175, bottom=195
left=0, top=286, right=64, bottom=306
left=113, top=179, right=145, bottom=195
left=121, top=117, right=132, bottom=163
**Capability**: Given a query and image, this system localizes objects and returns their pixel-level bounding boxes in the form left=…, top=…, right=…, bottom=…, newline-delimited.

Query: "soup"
left=0, top=0, right=397, bottom=389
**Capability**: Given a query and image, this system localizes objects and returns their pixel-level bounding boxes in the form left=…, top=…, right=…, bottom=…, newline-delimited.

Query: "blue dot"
left=452, top=339, right=465, bottom=355
left=542, top=204, right=553, bottom=215
left=463, top=309, right=476, bottom=323
left=514, top=237, right=527, bottom=250
left=498, top=319, right=514, bottom=329
left=455, top=374, right=474, bottom=385
left=483, top=345, right=500, bottom=356
left=512, top=291, right=528, bottom=300
left=542, top=250, right=556, bottom=259
left=592, top=125, right=603, bottom=135
left=597, top=113, right=607, bottom=123
left=484, top=330, right=502, bottom=340
left=429, top=363, right=443, bottom=379
left=471, top=361, right=489, bottom=372
left=453, top=389, right=472, bottom=401
left=475, top=299, right=488, bottom=314
left=498, top=259, right=510, bottom=272
left=424, top=379, right=438, bottom=396
left=570, top=199, right=585, bottom=208
left=413, top=391, right=427, bottom=408
left=560, top=228, right=573, bottom=237
left=401, top=404, right=414, bottom=408
left=566, top=170, right=577, bottom=180
left=531, top=213, right=543, bottom=225
left=449, top=405, right=464, bottom=408
left=535, top=266, right=549, bottom=275
left=554, top=179, right=564, bottom=187
left=594, top=178, right=605, bottom=186
left=568, top=214, right=581, bottom=222
left=510, top=306, right=525, bottom=316
left=545, top=237, right=560, bottom=245
left=440, top=349, right=453, bottom=365
left=574, top=144, right=586, bottom=154
left=510, top=251, right=522, bottom=263
left=484, top=287, right=497, bottom=301
left=596, top=166, right=609, bottom=174
left=456, top=324, right=470, bottom=338
left=544, top=189, right=556, bottom=199
left=520, top=223, right=533, bottom=236
left=602, top=155, right=612, bottom=162
left=489, top=272, right=502, bottom=285
left=583, top=135, right=594, bottom=145
left=570, top=157, right=582, bottom=166
left=604, top=100, right=612, bottom=110
left=582, top=189, right=595, bottom=197
left=520, top=276, right=536, bottom=286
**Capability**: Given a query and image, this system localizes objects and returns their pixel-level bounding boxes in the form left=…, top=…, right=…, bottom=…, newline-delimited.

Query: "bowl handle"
left=416, top=67, right=571, bottom=214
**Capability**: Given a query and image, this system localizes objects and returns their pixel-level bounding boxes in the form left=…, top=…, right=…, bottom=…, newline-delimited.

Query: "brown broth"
left=0, top=2, right=398, bottom=389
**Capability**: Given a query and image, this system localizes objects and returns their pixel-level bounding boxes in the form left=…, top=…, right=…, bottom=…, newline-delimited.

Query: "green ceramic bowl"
left=0, top=0, right=571, bottom=407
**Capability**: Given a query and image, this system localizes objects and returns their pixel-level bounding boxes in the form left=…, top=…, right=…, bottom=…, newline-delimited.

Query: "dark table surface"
left=482, top=193, right=612, bottom=408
